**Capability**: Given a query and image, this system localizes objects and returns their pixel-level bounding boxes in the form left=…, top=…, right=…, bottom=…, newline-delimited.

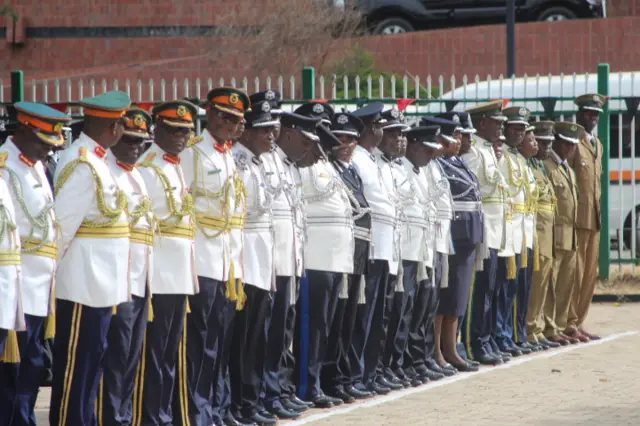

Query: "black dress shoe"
left=376, top=376, right=403, bottom=390
left=368, top=381, right=391, bottom=395
left=463, top=358, right=481, bottom=367
left=384, top=372, right=408, bottom=388
left=539, top=338, right=561, bottom=348
left=311, top=394, right=335, bottom=409
left=345, top=384, right=373, bottom=399
left=506, top=347, right=524, bottom=357
left=437, top=363, right=457, bottom=376
left=420, top=369, right=445, bottom=381
left=283, top=399, right=307, bottom=412
left=476, top=353, right=503, bottom=366
left=410, top=377, right=424, bottom=387
left=236, top=412, right=277, bottom=425
left=449, top=361, right=479, bottom=372
left=267, top=406, right=301, bottom=420
left=224, top=413, right=256, bottom=426
left=291, top=395, right=315, bottom=408
left=324, top=394, right=344, bottom=406
left=327, top=388, right=355, bottom=404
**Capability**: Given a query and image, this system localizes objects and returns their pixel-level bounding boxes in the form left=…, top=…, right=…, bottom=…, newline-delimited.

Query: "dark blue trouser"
left=515, top=249, right=533, bottom=344
left=350, top=260, right=390, bottom=388
left=462, top=248, right=498, bottom=360
left=263, top=276, right=296, bottom=410
left=140, top=294, right=186, bottom=426
left=173, top=277, right=225, bottom=426
left=0, top=329, right=7, bottom=356
left=423, top=253, right=444, bottom=364
left=49, top=300, right=112, bottom=426
left=213, top=290, right=239, bottom=424
left=295, top=270, right=341, bottom=399
left=495, top=254, right=522, bottom=351
left=100, top=296, right=148, bottom=426
left=383, top=261, right=419, bottom=373
left=402, top=271, right=435, bottom=376
left=0, top=315, right=45, bottom=426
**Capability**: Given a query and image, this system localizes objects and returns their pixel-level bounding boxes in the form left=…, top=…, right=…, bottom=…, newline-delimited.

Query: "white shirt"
left=232, top=142, right=274, bottom=291
left=0, top=139, right=56, bottom=317
left=138, top=144, right=198, bottom=295
left=352, top=145, right=397, bottom=269
left=299, top=159, right=354, bottom=273
left=261, top=146, right=305, bottom=277
left=181, top=130, right=242, bottom=282
left=54, top=133, right=130, bottom=307
left=107, top=154, right=153, bottom=298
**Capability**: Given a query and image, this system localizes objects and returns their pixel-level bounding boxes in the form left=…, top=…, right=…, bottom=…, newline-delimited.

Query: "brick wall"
left=1, top=1, right=640, bottom=101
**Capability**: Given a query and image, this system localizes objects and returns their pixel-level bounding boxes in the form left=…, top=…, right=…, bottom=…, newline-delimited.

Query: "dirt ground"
left=35, top=302, right=640, bottom=426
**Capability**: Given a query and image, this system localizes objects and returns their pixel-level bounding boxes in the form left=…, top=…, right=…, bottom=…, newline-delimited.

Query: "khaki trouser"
left=567, top=229, right=600, bottom=332
left=543, top=249, right=576, bottom=337
left=527, top=254, right=553, bottom=341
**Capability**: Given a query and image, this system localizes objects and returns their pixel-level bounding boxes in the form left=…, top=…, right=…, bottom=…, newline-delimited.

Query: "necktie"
left=348, top=165, right=357, bottom=179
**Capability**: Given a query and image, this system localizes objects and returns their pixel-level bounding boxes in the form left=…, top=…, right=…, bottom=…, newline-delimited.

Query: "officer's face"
left=406, top=141, right=429, bottom=166
left=279, top=128, right=317, bottom=167
left=335, top=135, right=357, bottom=163
left=518, top=132, right=538, bottom=159
left=535, top=139, right=552, bottom=160
left=361, top=122, right=383, bottom=147
left=478, top=117, right=503, bottom=143
left=399, top=135, right=408, bottom=157
left=577, top=109, right=599, bottom=133
left=154, top=120, right=191, bottom=155
left=111, top=134, right=146, bottom=165
left=272, top=123, right=281, bottom=141
left=379, top=128, right=403, bottom=157
left=460, top=133, right=473, bottom=155
left=207, top=109, right=242, bottom=142
left=554, top=138, right=577, bottom=159
left=246, top=126, right=276, bottom=155
left=505, top=123, right=526, bottom=147
left=15, top=125, right=52, bottom=163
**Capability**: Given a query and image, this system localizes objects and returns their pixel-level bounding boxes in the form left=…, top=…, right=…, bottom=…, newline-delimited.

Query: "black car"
left=338, top=0, right=606, bottom=35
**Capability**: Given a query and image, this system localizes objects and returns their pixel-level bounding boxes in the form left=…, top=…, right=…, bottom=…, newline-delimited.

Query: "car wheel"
left=372, top=17, right=414, bottom=35
left=537, top=6, right=578, bottom=22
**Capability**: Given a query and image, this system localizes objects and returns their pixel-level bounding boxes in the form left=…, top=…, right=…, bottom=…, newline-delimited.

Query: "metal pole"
left=10, top=70, right=24, bottom=103
left=301, top=66, right=316, bottom=101
left=597, top=63, right=610, bottom=281
left=506, top=0, right=516, bottom=77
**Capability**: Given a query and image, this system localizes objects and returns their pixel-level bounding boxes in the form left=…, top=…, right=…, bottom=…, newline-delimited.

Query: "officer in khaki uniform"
left=526, top=121, right=564, bottom=349
left=543, top=122, right=581, bottom=343
left=567, top=94, right=606, bottom=342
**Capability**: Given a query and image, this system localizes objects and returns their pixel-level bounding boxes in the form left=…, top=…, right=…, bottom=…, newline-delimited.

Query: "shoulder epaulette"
left=138, top=152, right=157, bottom=167
left=0, top=152, right=8, bottom=168
left=187, top=136, right=204, bottom=148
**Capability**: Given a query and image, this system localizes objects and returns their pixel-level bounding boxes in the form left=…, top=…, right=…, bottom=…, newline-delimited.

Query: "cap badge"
left=436, top=128, right=441, bottom=136
left=592, top=95, right=599, bottom=102
left=265, top=91, right=276, bottom=101
left=261, top=102, right=271, bottom=112
left=571, top=124, right=577, bottom=131
left=53, top=122, right=64, bottom=133
left=313, top=103, right=325, bottom=114
left=452, top=115, right=460, bottom=124
left=229, top=93, right=240, bottom=105
left=133, top=115, right=144, bottom=127
left=390, top=109, right=400, bottom=119
left=519, top=107, right=527, bottom=116
left=176, top=105, right=187, bottom=118
left=337, top=114, right=349, bottom=125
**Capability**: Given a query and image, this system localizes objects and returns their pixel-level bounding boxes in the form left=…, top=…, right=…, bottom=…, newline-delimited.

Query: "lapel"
left=580, top=134, right=596, bottom=158
left=551, top=152, right=572, bottom=187
left=333, top=159, right=360, bottom=191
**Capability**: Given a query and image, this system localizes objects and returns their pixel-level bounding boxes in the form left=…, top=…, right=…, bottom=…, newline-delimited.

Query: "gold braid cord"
left=128, top=196, right=154, bottom=229
left=137, top=161, right=194, bottom=232
left=54, top=159, right=127, bottom=228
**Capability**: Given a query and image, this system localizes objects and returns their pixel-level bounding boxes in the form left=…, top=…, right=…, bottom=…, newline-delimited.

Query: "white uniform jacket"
left=423, top=160, right=453, bottom=256
left=232, top=143, right=274, bottom=291
left=399, top=157, right=431, bottom=263
left=0, top=139, right=56, bottom=318
left=523, top=156, right=536, bottom=250
left=107, top=154, right=153, bottom=298
left=299, top=159, right=354, bottom=274
left=261, top=146, right=305, bottom=278
left=181, top=130, right=244, bottom=283
left=352, top=146, right=397, bottom=271
left=461, top=138, right=508, bottom=255
left=138, top=144, right=197, bottom=295
left=500, top=148, right=527, bottom=255
left=54, top=133, right=130, bottom=307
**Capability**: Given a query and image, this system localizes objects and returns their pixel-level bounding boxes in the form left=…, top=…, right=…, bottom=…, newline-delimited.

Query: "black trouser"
left=402, top=266, right=433, bottom=376
left=230, top=285, right=272, bottom=418
left=50, top=300, right=112, bottom=426
left=263, top=276, right=297, bottom=410
left=383, top=261, right=419, bottom=373
left=294, top=270, right=341, bottom=399
left=0, top=314, right=46, bottom=426
left=322, top=273, right=363, bottom=391
left=423, top=254, right=443, bottom=365
left=351, top=259, right=390, bottom=388
left=100, top=296, right=148, bottom=426
left=515, top=248, right=533, bottom=344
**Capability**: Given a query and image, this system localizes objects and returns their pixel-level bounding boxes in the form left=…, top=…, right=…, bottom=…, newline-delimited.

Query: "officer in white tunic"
left=296, top=113, right=353, bottom=408
left=137, top=100, right=199, bottom=426
left=260, top=110, right=322, bottom=418
left=226, top=100, right=280, bottom=425
left=494, top=106, right=531, bottom=357
left=0, top=102, right=67, bottom=426
left=50, top=91, right=131, bottom=426
left=349, top=102, right=397, bottom=396
left=178, top=88, right=250, bottom=426
left=101, top=107, right=154, bottom=426
left=400, top=125, right=443, bottom=384
left=460, top=100, right=510, bottom=366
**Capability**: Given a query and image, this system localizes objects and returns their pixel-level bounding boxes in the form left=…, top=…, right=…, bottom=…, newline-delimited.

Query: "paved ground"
left=36, top=302, right=640, bottom=425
